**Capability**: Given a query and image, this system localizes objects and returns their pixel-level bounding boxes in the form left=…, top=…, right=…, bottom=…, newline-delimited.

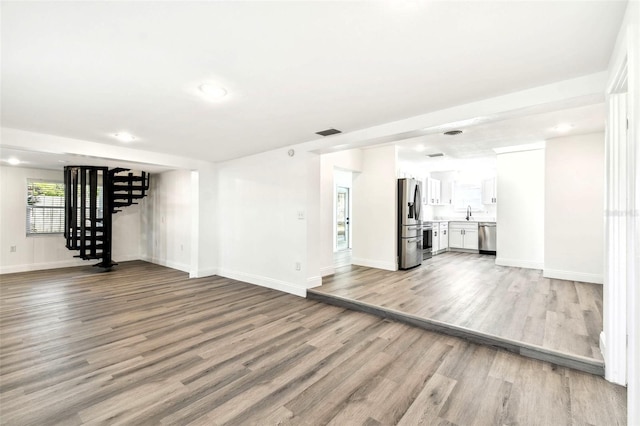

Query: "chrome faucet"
left=466, top=205, right=472, bottom=221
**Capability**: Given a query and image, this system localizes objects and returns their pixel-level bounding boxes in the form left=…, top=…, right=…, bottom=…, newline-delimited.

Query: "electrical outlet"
left=297, top=210, right=305, bottom=220
left=295, top=262, right=301, bottom=271
left=10, top=246, right=17, bottom=253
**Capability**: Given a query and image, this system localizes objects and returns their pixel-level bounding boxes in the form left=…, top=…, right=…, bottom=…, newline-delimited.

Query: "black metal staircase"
left=64, top=166, right=150, bottom=270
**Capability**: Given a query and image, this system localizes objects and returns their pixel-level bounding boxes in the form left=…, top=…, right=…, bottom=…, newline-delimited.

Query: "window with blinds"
left=26, top=180, right=65, bottom=235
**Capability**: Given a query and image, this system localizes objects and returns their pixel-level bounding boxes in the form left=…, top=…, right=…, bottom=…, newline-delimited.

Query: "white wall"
left=544, top=133, right=604, bottom=284
left=140, top=169, right=192, bottom=272
left=0, top=166, right=141, bottom=273
left=112, top=204, right=141, bottom=262
left=319, top=149, right=363, bottom=276
left=496, top=149, right=545, bottom=269
left=306, top=154, right=322, bottom=288
left=396, top=160, right=428, bottom=181
left=352, top=145, right=398, bottom=271
left=217, top=147, right=320, bottom=296
left=189, top=165, right=219, bottom=278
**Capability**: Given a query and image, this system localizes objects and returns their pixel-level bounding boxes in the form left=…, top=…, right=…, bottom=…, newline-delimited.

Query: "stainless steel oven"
left=422, top=222, right=433, bottom=260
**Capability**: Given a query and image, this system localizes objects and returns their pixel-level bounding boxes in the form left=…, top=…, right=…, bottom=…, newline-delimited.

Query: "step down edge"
left=306, top=290, right=605, bottom=377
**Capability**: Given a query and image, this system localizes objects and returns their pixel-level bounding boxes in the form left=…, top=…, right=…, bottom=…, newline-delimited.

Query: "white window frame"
left=26, top=179, right=65, bottom=235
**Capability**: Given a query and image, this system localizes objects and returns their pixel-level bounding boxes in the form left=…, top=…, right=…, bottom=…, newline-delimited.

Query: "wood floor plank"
left=0, top=260, right=626, bottom=425
left=396, top=373, right=458, bottom=426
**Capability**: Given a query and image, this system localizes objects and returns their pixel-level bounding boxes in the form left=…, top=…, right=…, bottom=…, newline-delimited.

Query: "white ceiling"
left=396, top=102, right=605, bottom=171
left=0, top=1, right=627, bottom=167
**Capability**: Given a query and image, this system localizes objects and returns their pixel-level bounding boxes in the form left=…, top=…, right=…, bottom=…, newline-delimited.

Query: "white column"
left=602, top=92, right=628, bottom=385
left=189, top=170, right=200, bottom=278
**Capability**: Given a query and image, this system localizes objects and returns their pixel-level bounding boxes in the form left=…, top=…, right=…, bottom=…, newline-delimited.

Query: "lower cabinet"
left=448, top=228, right=464, bottom=248
left=439, top=222, right=449, bottom=251
left=430, top=222, right=449, bottom=255
left=462, top=228, right=478, bottom=250
left=432, top=226, right=440, bottom=253
left=448, top=222, right=479, bottom=250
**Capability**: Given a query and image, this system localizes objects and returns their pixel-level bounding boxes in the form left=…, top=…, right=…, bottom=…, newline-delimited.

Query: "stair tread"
left=111, top=176, right=146, bottom=182
left=112, top=194, right=146, bottom=199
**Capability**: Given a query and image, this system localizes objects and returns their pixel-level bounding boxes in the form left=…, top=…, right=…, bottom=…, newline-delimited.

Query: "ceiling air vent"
left=316, top=128, right=342, bottom=137
left=427, top=153, right=445, bottom=158
left=444, top=130, right=463, bottom=136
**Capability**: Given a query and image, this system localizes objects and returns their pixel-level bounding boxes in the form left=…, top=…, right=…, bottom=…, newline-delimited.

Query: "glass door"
left=336, top=186, right=350, bottom=251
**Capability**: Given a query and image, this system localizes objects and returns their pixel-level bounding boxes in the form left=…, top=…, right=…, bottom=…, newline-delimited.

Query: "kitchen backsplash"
left=426, top=202, right=497, bottom=222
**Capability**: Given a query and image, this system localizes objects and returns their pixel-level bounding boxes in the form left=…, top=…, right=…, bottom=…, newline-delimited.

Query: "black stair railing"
left=64, top=166, right=150, bottom=270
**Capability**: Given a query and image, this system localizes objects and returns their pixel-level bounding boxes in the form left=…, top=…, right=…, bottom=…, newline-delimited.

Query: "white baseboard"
left=495, top=257, right=543, bottom=270
left=189, top=267, right=218, bottom=279
left=117, top=254, right=141, bottom=262
left=600, top=330, right=627, bottom=385
left=351, top=257, right=397, bottom=271
left=1, top=259, right=86, bottom=274
left=141, top=256, right=190, bottom=273
left=306, top=275, right=322, bottom=289
left=0, top=254, right=141, bottom=275
left=217, top=268, right=306, bottom=297
left=320, top=266, right=335, bottom=277
left=543, top=268, right=603, bottom=284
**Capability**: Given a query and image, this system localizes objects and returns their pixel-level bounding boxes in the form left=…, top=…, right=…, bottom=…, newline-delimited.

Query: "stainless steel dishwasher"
left=478, top=222, right=497, bottom=255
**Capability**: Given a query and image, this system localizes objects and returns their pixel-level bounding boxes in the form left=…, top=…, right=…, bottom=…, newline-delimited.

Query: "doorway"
left=336, top=186, right=350, bottom=251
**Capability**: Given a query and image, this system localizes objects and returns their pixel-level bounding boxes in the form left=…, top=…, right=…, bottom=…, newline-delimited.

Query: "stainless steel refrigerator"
left=398, top=178, right=423, bottom=269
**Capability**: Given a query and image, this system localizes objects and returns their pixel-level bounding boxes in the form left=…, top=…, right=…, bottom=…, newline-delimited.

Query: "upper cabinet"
left=482, top=177, right=497, bottom=204
left=425, top=177, right=454, bottom=205
left=426, top=177, right=441, bottom=205
left=440, top=180, right=453, bottom=205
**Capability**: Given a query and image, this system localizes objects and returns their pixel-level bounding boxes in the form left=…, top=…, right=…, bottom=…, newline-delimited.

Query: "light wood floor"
left=316, top=251, right=604, bottom=362
left=0, top=261, right=625, bottom=425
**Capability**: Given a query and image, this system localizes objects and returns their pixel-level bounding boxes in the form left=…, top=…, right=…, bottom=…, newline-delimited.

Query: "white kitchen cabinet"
left=448, top=226, right=463, bottom=248
left=432, top=226, right=440, bottom=253
left=448, top=222, right=479, bottom=250
left=440, top=181, right=453, bottom=205
left=426, top=178, right=441, bottom=205
left=462, top=227, right=478, bottom=249
left=439, top=222, right=449, bottom=251
left=482, top=177, right=497, bottom=204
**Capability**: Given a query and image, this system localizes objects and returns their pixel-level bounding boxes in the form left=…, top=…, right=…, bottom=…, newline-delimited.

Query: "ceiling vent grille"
left=443, top=130, right=463, bottom=136
left=427, top=153, right=445, bottom=157
left=316, top=128, right=342, bottom=137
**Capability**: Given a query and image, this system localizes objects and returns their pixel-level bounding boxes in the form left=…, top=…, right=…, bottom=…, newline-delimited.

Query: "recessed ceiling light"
left=199, top=84, right=228, bottom=100
left=444, top=130, right=463, bottom=136
left=415, top=144, right=425, bottom=152
left=113, top=132, right=136, bottom=143
left=7, top=158, right=20, bottom=165
left=554, top=124, right=573, bottom=133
